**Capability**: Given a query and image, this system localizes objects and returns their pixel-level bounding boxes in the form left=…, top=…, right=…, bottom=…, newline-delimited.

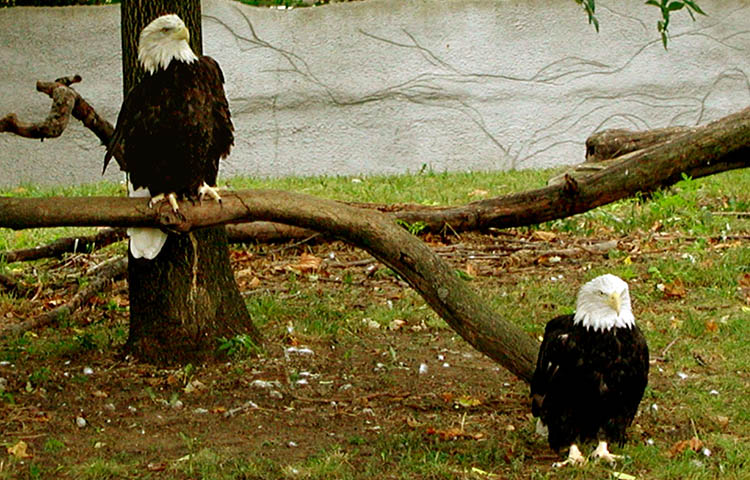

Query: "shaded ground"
left=0, top=228, right=747, bottom=478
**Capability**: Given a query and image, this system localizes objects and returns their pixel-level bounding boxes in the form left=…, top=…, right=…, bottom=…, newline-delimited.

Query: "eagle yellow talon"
left=147, top=192, right=179, bottom=213
left=591, top=441, right=623, bottom=464
left=553, top=444, right=586, bottom=468
left=198, top=182, right=222, bottom=203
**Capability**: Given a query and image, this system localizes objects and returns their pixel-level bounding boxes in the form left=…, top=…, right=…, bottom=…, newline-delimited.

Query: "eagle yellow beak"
left=607, top=292, right=622, bottom=315
left=175, top=25, right=190, bottom=42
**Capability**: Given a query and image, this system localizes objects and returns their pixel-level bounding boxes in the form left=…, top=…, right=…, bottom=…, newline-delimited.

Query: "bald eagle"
left=531, top=274, right=649, bottom=467
left=104, top=14, right=233, bottom=259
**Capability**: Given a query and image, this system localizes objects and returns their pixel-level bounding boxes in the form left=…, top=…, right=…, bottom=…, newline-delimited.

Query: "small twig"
left=710, top=211, right=750, bottom=217
left=654, top=337, right=679, bottom=362
left=0, top=257, right=127, bottom=338
left=0, top=228, right=126, bottom=263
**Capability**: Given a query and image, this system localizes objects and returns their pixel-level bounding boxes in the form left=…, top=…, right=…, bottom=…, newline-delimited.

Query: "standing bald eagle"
left=531, top=274, right=649, bottom=467
left=104, top=14, right=233, bottom=259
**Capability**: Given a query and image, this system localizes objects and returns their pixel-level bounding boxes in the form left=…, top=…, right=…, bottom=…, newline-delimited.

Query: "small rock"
left=288, top=441, right=298, bottom=448
left=250, top=379, right=274, bottom=389
left=418, top=363, right=428, bottom=375
left=194, top=408, right=209, bottom=414
left=285, top=346, right=314, bottom=356
left=83, top=367, right=94, bottom=376
left=75, top=416, right=87, bottom=428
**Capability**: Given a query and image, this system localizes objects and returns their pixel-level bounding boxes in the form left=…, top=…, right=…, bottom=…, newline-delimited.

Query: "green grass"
left=0, top=167, right=748, bottom=479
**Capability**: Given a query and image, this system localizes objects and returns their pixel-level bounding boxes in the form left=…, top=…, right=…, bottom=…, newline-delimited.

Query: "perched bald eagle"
left=104, top=14, right=233, bottom=259
left=531, top=274, right=649, bottom=467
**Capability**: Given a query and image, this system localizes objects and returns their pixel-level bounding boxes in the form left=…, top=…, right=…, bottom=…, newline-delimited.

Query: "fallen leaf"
left=669, top=436, right=703, bottom=457
left=468, top=189, right=489, bottom=197
left=7, top=440, right=32, bottom=458
left=612, top=472, right=636, bottom=480
left=287, top=253, right=322, bottom=273
left=425, top=427, right=485, bottom=441
left=705, top=319, right=718, bottom=333
left=532, top=230, right=556, bottom=242
left=663, top=278, right=686, bottom=298
left=455, top=395, right=483, bottom=408
left=535, top=254, right=562, bottom=266
left=146, top=462, right=167, bottom=472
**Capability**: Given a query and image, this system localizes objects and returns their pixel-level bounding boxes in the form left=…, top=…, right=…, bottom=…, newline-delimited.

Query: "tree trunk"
left=119, top=0, right=260, bottom=363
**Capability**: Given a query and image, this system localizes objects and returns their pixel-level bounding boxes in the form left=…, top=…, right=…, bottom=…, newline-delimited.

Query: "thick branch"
left=1, top=75, right=119, bottom=163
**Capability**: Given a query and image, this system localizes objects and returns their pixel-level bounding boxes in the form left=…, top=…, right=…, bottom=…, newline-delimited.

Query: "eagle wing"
left=530, top=314, right=577, bottom=418
left=103, top=81, right=149, bottom=175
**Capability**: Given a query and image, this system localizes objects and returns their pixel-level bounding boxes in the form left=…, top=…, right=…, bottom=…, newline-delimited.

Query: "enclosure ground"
left=1, top=169, right=749, bottom=479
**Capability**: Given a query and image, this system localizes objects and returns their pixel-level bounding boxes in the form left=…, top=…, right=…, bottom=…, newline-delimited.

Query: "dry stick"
left=0, top=257, right=127, bottom=338
left=0, top=273, right=31, bottom=297
left=0, top=228, right=126, bottom=263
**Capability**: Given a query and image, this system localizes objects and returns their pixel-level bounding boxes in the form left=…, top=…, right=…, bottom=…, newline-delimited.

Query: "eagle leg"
left=552, top=444, right=586, bottom=468
left=148, top=192, right=180, bottom=213
left=198, top=182, right=222, bottom=204
left=591, top=441, right=623, bottom=464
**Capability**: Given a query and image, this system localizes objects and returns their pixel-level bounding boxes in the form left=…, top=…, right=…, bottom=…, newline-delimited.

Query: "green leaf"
left=667, top=1, right=685, bottom=11
left=645, top=0, right=661, bottom=7
left=683, top=0, right=707, bottom=15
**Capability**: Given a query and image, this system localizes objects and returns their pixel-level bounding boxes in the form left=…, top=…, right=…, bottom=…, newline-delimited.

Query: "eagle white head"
left=138, top=14, right=198, bottom=74
left=573, top=274, right=635, bottom=331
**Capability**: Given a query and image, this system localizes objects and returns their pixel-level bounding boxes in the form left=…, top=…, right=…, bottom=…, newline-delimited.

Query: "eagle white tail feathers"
left=128, top=182, right=168, bottom=259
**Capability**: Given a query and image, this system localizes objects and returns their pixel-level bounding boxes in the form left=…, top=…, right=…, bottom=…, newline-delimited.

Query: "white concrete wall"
left=0, top=0, right=748, bottom=187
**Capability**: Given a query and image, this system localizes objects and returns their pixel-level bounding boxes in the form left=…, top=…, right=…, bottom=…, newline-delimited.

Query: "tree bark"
left=117, top=0, right=260, bottom=363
